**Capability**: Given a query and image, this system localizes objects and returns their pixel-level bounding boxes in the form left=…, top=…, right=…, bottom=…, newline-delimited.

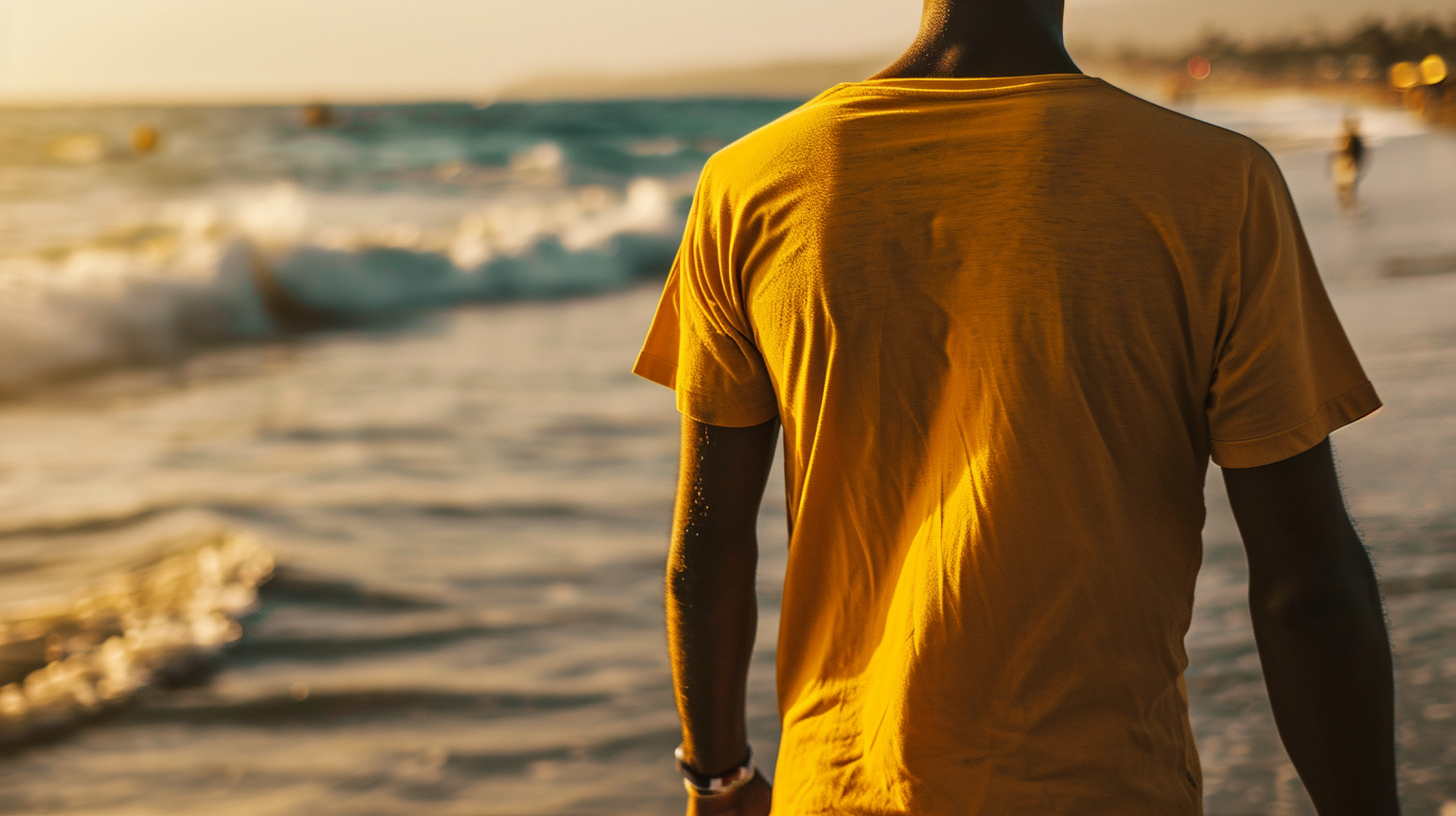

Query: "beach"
left=0, top=88, right=1451, bottom=814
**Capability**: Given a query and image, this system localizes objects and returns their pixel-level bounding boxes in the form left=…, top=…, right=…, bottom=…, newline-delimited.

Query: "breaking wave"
left=0, top=177, right=683, bottom=395
left=0, top=529, right=273, bottom=745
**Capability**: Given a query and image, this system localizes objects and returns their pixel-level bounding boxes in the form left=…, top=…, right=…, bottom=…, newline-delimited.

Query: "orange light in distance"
left=1187, top=56, right=1212, bottom=80
left=1390, top=61, right=1421, bottom=90
left=1420, top=54, right=1448, bottom=86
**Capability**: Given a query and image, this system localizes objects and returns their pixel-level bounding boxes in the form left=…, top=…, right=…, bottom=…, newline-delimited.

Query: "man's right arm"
left=1221, top=438, right=1399, bottom=816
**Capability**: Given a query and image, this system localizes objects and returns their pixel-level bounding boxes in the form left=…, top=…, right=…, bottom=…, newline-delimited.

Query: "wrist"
left=676, top=744, right=756, bottom=796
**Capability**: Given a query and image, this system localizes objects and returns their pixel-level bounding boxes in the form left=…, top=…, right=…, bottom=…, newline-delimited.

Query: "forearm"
left=1250, top=568, right=1398, bottom=816
left=667, top=530, right=759, bottom=776
left=665, top=417, right=778, bottom=779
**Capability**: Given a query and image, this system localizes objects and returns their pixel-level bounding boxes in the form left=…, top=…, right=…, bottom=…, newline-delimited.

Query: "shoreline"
left=1105, top=63, right=1456, bottom=129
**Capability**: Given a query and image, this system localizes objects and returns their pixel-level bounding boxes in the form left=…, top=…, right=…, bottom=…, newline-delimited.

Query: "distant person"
left=1334, top=115, right=1367, bottom=210
left=636, top=0, right=1399, bottom=814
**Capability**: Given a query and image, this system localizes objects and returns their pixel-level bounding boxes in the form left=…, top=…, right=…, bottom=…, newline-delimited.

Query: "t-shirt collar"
left=832, top=73, right=1097, bottom=97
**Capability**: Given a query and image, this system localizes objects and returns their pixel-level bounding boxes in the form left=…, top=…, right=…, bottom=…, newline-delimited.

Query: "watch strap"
left=675, top=745, right=756, bottom=796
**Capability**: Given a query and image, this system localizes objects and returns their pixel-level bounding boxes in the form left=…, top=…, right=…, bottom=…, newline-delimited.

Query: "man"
left=633, top=1, right=1399, bottom=813
left=1333, top=114, right=1367, bottom=211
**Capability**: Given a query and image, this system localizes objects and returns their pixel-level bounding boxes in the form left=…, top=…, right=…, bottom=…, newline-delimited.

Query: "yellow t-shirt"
left=634, top=74, right=1379, bottom=815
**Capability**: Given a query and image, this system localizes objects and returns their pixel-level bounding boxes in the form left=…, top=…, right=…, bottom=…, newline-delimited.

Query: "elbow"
left=671, top=522, right=759, bottom=567
left=665, top=534, right=759, bottom=598
left=1249, top=577, right=1380, bottom=628
left=665, top=557, right=706, bottom=600
left=1251, top=587, right=1338, bottom=625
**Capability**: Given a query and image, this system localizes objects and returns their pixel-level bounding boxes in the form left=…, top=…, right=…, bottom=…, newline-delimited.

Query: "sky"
left=0, top=0, right=923, bottom=103
left=0, top=0, right=1450, bottom=103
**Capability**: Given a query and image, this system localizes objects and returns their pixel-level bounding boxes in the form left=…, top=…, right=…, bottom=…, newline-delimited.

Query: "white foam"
left=0, top=174, right=688, bottom=394
left=0, top=530, right=273, bottom=743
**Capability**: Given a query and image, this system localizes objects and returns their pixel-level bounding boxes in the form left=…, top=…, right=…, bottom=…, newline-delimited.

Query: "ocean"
left=0, top=85, right=1451, bottom=815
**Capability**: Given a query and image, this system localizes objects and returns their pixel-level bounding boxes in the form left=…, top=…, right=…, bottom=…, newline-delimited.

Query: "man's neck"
left=872, top=0, right=1079, bottom=80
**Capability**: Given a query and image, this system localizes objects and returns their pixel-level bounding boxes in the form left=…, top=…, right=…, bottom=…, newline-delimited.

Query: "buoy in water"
left=301, top=103, right=333, bottom=128
left=130, top=124, right=160, bottom=154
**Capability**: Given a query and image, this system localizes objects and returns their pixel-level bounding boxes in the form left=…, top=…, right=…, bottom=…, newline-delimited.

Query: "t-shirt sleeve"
left=632, top=166, right=778, bottom=428
left=1206, top=147, right=1381, bottom=468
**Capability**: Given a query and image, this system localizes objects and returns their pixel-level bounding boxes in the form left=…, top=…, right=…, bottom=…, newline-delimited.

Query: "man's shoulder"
left=699, top=88, right=848, bottom=190
left=699, top=78, right=1276, bottom=197
left=1090, top=81, right=1270, bottom=161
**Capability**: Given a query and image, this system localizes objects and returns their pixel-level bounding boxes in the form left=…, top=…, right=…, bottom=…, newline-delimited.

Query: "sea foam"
left=0, top=528, right=273, bottom=744
left=0, top=177, right=684, bottom=395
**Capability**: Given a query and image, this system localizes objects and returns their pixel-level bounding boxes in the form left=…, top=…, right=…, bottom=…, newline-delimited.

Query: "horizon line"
left=0, top=53, right=903, bottom=108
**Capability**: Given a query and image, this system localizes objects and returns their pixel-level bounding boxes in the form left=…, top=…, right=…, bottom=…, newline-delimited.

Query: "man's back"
left=637, top=74, right=1378, bottom=815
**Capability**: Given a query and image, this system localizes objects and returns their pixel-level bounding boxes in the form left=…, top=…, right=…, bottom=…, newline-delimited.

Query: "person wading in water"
left=1334, top=114, right=1368, bottom=211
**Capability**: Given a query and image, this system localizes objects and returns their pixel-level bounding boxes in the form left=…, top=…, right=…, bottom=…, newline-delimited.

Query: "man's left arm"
left=667, top=416, right=778, bottom=816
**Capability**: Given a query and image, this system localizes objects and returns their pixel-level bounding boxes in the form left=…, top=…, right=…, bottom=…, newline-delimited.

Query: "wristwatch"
left=675, top=745, right=756, bottom=796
